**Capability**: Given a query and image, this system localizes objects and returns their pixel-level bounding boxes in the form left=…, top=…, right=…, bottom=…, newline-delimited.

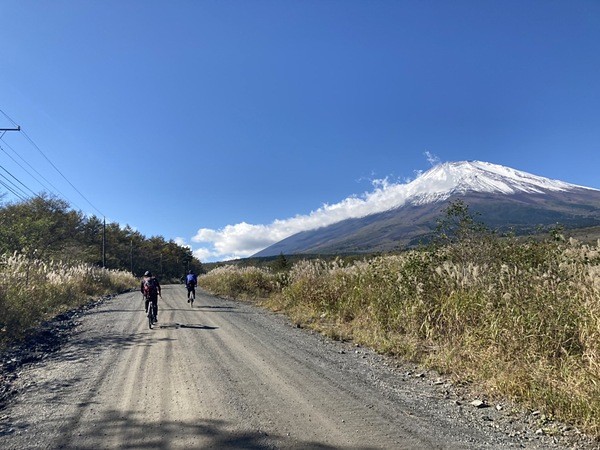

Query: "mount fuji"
left=253, top=161, right=600, bottom=257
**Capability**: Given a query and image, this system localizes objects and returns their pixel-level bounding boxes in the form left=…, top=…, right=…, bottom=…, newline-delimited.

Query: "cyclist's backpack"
left=186, top=274, right=196, bottom=286
left=143, top=277, right=158, bottom=297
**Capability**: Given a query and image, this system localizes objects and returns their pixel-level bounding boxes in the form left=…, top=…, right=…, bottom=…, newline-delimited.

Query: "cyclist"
left=185, top=269, right=197, bottom=303
left=141, top=270, right=161, bottom=322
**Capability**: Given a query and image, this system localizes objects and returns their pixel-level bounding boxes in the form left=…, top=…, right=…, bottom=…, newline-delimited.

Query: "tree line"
left=0, top=194, right=203, bottom=280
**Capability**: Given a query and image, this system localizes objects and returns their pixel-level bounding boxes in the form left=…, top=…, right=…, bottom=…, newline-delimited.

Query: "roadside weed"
left=199, top=237, right=600, bottom=435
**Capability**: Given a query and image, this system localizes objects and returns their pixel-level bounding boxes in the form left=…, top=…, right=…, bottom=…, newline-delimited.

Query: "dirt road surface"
left=0, top=286, right=588, bottom=449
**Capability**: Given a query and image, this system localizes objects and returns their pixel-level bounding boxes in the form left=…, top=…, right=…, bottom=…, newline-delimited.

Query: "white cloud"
left=190, top=155, right=455, bottom=262
left=193, top=247, right=222, bottom=261
left=174, top=237, right=190, bottom=248
left=424, top=151, right=440, bottom=166
left=191, top=176, right=421, bottom=262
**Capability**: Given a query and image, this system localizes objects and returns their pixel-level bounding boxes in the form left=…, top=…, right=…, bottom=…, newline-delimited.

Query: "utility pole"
left=102, top=217, right=106, bottom=268
left=0, top=126, right=20, bottom=142
left=0, top=126, right=20, bottom=132
left=130, top=238, right=133, bottom=275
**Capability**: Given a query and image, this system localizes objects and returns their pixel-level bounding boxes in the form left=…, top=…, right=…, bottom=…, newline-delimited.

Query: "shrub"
left=198, top=265, right=277, bottom=300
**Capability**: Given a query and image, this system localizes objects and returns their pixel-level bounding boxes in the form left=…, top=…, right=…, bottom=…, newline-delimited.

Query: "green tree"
left=0, top=195, right=84, bottom=260
left=434, top=200, right=487, bottom=245
left=271, top=252, right=289, bottom=272
left=432, top=200, right=495, bottom=265
left=0, top=195, right=203, bottom=278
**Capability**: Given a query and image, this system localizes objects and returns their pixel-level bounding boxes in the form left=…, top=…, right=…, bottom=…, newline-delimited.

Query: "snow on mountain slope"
left=253, top=161, right=600, bottom=257
left=295, top=161, right=597, bottom=230
left=404, top=161, right=597, bottom=205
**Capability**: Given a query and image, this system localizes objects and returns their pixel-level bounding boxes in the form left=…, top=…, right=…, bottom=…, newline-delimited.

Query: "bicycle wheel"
left=148, top=304, right=154, bottom=329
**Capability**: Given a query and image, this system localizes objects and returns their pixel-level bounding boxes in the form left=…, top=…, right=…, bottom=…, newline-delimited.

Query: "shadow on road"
left=160, top=306, right=247, bottom=315
left=156, top=323, right=218, bottom=330
left=37, top=331, right=178, bottom=368
left=87, top=309, right=142, bottom=315
left=36, top=408, right=377, bottom=450
left=196, top=305, right=235, bottom=309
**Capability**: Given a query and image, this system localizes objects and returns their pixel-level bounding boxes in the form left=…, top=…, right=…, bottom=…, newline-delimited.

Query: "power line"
left=0, top=109, right=19, bottom=128
left=0, top=108, right=103, bottom=216
left=0, top=140, right=83, bottom=210
left=0, top=177, right=27, bottom=201
left=18, top=129, right=104, bottom=217
left=0, top=115, right=29, bottom=202
left=0, top=163, right=36, bottom=199
left=0, top=173, right=30, bottom=200
left=0, top=141, right=78, bottom=206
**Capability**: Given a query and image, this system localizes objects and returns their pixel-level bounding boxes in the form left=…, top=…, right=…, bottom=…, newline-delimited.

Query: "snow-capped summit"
left=405, top=161, right=596, bottom=205
left=254, top=160, right=600, bottom=257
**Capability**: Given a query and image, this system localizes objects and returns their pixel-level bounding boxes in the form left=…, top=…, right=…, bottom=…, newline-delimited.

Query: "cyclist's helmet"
left=144, top=271, right=152, bottom=276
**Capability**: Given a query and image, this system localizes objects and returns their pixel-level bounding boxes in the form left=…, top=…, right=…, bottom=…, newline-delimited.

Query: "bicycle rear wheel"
left=148, top=303, right=154, bottom=329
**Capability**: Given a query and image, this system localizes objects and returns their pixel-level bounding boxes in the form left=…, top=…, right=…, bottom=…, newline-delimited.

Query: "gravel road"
left=0, top=285, right=595, bottom=449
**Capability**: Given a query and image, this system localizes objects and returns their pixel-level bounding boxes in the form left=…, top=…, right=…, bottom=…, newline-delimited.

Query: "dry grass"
left=199, top=237, right=600, bottom=436
left=0, top=252, right=137, bottom=347
left=198, top=264, right=281, bottom=300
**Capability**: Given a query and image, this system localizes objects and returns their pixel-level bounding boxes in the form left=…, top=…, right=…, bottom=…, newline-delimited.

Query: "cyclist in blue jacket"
left=185, top=270, right=197, bottom=304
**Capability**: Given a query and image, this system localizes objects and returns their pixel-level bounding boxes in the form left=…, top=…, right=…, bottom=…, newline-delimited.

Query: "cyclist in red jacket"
left=141, top=271, right=161, bottom=322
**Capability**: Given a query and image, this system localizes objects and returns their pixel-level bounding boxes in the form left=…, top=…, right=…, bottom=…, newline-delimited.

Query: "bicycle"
left=147, top=299, right=157, bottom=329
left=186, top=284, right=195, bottom=307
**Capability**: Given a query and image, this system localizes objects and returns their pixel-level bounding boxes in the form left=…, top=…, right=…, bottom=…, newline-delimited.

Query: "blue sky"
left=1, top=1, right=599, bottom=261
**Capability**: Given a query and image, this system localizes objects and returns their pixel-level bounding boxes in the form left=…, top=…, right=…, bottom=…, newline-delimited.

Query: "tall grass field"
left=199, top=236, right=600, bottom=436
left=0, top=252, right=136, bottom=347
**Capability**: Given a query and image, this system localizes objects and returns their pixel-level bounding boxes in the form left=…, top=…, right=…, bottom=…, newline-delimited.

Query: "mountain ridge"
left=402, top=160, right=597, bottom=206
left=253, top=161, right=600, bottom=257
